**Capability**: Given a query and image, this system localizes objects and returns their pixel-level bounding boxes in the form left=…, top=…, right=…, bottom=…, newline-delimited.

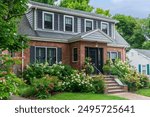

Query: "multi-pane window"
left=107, top=52, right=121, bottom=62
left=101, top=22, right=109, bottom=34
left=36, top=47, right=56, bottom=65
left=43, top=12, right=54, bottom=29
left=85, top=19, right=93, bottom=31
left=142, top=65, right=147, bottom=75
left=65, top=16, right=73, bottom=32
left=73, top=48, right=78, bottom=62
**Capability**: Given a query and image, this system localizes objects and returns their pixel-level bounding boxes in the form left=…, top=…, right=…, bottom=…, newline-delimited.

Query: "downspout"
left=21, top=42, right=24, bottom=73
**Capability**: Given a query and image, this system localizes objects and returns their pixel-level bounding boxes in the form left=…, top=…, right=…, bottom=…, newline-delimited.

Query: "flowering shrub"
left=83, top=57, right=94, bottom=75
left=0, top=54, right=23, bottom=99
left=23, top=63, right=75, bottom=84
left=106, top=59, right=149, bottom=91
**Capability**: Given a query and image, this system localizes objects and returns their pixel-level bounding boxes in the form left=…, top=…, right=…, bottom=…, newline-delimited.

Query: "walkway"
left=112, top=92, right=150, bottom=100
left=10, top=95, right=30, bottom=100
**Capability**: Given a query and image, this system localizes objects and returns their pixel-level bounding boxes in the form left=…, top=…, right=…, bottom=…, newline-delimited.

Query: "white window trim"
left=85, top=19, right=94, bottom=32
left=141, top=64, right=147, bottom=75
left=42, top=11, right=54, bottom=30
left=64, top=15, right=74, bottom=32
left=72, top=47, right=78, bottom=62
left=35, top=46, right=57, bottom=64
left=108, top=51, right=119, bottom=59
left=101, top=21, right=109, bottom=35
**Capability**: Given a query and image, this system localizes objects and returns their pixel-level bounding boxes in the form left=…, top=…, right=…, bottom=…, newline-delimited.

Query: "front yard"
left=136, top=88, right=150, bottom=97
left=47, top=93, right=126, bottom=100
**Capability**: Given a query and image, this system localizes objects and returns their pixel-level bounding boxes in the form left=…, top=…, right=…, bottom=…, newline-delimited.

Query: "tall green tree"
left=95, top=8, right=111, bottom=17
left=142, top=41, right=150, bottom=49
left=59, top=0, right=94, bottom=12
left=0, top=0, right=29, bottom=52
left=32, top=0, right=56, bottom=5
left=113, top=14, right=146, bottom=48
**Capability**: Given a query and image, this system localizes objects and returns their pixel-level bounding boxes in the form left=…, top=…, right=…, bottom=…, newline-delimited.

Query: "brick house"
left=18, top=1, right=129, bottom=73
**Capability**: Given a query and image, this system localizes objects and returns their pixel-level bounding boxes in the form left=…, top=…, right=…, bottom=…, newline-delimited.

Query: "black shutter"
left=94, top=20, right=97, bottom=29
left=37, top=10, right=42, bottom=29
left=54, top=13, right=58, bottom=30
left=57, top=48, right=62, bottom=63
left=109, top=23, right=112, bottom=37
left=98, top=20, right=101, bottom=29
left=59, top=14, right=64, bottom=31
left=81, top=18, right=84, bottom=32
left=74, top=17, right=78, bottom=32
left=30, top=46, right=35, bottom=64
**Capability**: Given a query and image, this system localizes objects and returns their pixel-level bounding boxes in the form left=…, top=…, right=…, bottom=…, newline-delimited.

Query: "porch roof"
left=68, top=29, right=113, bottom=43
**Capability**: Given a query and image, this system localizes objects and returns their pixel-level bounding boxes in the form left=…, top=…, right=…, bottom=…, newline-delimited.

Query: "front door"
left=85, top=47, right=103, bottom=74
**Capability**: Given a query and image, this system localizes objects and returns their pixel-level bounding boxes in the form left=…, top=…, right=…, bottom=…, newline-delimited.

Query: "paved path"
left=112, top=92, right=150, bottom=100
left=10, top=95, right=30, bottom=100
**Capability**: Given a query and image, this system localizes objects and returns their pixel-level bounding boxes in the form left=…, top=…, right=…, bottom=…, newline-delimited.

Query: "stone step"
left=105, top=80, right=116, bottom=84
left=107, top=89, right=125, bottom=94
left=106, top=83, right=119, bottom=86
left=107, top=86, right=123, bottom=90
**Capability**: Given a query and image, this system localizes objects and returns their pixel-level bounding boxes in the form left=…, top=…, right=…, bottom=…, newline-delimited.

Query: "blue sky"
left=90, top=0, right=150, bottom=18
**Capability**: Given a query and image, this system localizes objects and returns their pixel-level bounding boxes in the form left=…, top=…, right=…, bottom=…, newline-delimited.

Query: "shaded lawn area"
left=136, top=88, right=150, bottom=97
left=47, top=93, right=127, bottom=100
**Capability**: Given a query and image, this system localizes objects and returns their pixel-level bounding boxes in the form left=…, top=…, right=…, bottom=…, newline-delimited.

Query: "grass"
left=47, top=93, right=127, bottom=100
left=136, top=88, right=150, bottom=97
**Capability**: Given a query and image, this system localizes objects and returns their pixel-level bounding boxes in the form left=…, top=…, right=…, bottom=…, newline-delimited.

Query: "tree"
left=95, top=8, right=111, bottom=17
left=32, top=0, right=56, bottom=5
left=59, top=0, right=94, bottom=12
left=142, top=41, right=150, bottom=49
left=113, top=14, right=146, bottom=48
left=0, top=0, right=29, bottom=52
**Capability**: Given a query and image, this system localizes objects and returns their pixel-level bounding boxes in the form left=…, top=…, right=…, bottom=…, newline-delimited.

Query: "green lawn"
left=136, top=88, right=150, bottom=97
left=47, top=93, right=127, bottom=100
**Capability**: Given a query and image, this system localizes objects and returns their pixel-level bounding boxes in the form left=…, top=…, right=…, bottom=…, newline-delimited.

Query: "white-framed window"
left=42, top=11, right=54, bottom=30
left=64, top=15, right=74, bottom=32
left=85, top=19, right=93, bottom=32
left=107, top=51, right=121, bottom=62
left=142, top=65, right=147, bottom=75
left=101, top=22, right=109, bottom=35
left=72, top=48, right=78, bottom=62
left=35, top=46, right=57, bottom=65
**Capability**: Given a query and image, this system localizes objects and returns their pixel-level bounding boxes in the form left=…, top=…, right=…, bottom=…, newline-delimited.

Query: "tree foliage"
left=142, top=41, right=150, bottom=49
left=95, top=8, right=111, bottom=17
left=0, top=0, right=29, bottom=52
left=32, top=0, right=56, bottom=5
left=59, top=0, right=94, bottom=12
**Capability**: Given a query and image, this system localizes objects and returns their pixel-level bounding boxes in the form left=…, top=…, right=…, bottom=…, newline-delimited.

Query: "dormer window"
left=85, top=19, right=93, bottom=32
left=101, top=22, right=109, bottom=35
left=43, top=12, right=54, bottom=30
left=64, top=15, right=74, bottom=32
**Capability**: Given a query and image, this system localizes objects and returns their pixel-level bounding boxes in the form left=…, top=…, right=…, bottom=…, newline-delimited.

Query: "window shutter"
left=147, top=64, right=150, bottom=75
left=138, top=64, right=141, bottom=73
left=30, top=46, right=35, bottom=64
left=74, top=17, right=78, bottom=33
left=57, top=48, right=62, bottom=63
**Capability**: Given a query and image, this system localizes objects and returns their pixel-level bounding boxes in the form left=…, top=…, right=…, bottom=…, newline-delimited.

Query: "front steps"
left=104, top=75, right=128, bottom=94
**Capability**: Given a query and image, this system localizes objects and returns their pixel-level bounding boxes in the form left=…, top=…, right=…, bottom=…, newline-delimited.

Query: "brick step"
left=107, top=89, right=125, bottom=94
left=105, top=80, right=116, bottom=84
left=107, top=86, right=123, bottom=90
left=104, top=78, right=114, bottom=81
left=106, top=83, right=119, bottom=86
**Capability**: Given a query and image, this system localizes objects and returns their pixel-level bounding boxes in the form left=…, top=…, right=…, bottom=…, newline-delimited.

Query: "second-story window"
left=101, top=22, right=109, bottom=35
left=85, top=19, right=93, bottom=32
left=43, top=12, right=54, bottom=30
left=64, top=16, right=74, bottom=32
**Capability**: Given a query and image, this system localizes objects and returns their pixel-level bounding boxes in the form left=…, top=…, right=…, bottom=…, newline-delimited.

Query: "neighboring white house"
left=127, top=49, right=150, bottom=77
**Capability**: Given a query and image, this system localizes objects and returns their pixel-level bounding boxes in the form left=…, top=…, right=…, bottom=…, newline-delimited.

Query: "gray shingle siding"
left=109, top=23, right=112, bottom=37
left=26, top=10, right=33, bottom=28
left=37, top=9, right=42, bottom=29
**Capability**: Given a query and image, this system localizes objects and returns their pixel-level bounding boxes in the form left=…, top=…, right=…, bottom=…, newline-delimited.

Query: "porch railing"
left=92, top=64, right=102, bottom=74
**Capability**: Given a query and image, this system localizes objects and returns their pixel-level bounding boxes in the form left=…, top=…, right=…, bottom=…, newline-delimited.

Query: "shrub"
left=83, top=57, right=94, bottom=75
left=23, top=63, right=75, bottom=84
left=106, top=59, right=150, bottom=91
left=92, top=75, right=105, bottom=94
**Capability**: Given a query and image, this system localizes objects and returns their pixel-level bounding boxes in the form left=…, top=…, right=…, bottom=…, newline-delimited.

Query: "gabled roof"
left=69, top=29, right=113, bottom=43
left=29, top=1, right=118, bottom=23
left=134, top=49, right=150, bottom=58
